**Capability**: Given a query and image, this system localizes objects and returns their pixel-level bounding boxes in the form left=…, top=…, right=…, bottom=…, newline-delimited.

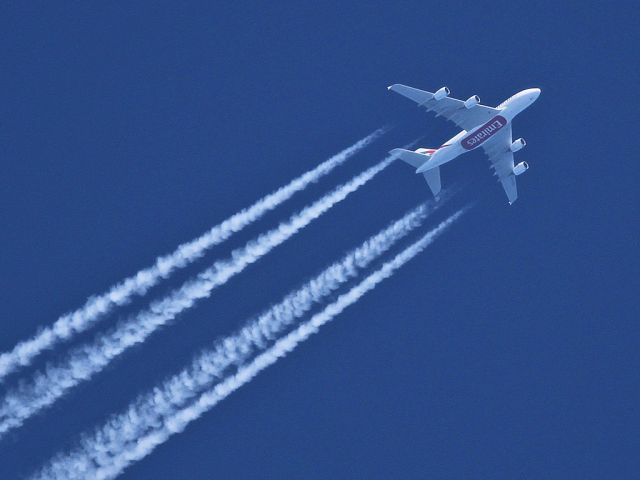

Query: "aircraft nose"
left=530, top=88, right=541, bottom=101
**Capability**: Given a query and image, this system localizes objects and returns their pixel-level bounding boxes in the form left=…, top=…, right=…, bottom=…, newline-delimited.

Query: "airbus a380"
left=388, top=84, right=541, bottom=204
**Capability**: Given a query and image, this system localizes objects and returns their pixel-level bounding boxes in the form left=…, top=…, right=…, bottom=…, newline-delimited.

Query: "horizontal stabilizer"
left=423, top=166, right=442, bottom=198
left=389, top=148, right=429, bottom=169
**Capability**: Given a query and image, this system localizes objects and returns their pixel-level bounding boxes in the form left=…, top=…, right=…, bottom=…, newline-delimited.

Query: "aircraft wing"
left=481, top=124, right=518, bottom=204
left=388, top=84, right=500, bottom=131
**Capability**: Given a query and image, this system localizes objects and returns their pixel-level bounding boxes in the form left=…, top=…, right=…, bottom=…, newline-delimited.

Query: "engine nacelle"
left=464, top=95, right=480, bottom=109
left=513, top=161, right=529, bottom=176
left=510, top=138, right=526, bottom=152
left=434, top=86, right=450, bottom=100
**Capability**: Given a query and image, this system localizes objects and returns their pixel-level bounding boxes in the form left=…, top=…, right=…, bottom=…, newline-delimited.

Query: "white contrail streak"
left=0, top=154, right=395, bottom=438
left=31, top=209, right=467, bottom=480
left=29, top=201, right=444, bottom=480
left=0, top=130, right=385, bottom=382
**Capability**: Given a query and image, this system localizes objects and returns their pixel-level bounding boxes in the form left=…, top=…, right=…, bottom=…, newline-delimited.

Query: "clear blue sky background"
left=0, top=2, right=637, bottom=479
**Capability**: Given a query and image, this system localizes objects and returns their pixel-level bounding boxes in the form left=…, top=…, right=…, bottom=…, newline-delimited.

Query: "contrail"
left=0, top=154, right=395, bottom=438
left=28, top=201, right=443, bottom=480
left=0, top=129, right=385, bottom=382
left=30, top=209, right=467, bottom=480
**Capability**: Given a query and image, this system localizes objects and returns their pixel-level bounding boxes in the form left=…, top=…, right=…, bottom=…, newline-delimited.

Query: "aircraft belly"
left=417, top=146, right=461, bottom=172
left=461, top=115, right=509, bottom=150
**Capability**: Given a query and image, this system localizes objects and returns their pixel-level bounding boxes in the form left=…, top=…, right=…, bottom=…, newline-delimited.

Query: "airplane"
left=388, top=84, right=541, bottom=204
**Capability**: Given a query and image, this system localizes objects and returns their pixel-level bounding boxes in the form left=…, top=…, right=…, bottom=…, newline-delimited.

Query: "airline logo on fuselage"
left=461, top=115, right=507, bottom=150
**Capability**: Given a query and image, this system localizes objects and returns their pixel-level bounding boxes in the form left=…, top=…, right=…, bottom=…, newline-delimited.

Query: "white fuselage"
left=415, top=88, right=541, bottom=173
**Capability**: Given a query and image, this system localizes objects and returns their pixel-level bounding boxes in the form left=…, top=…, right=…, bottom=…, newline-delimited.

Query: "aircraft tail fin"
left=390, top=148, right=442, bottom=198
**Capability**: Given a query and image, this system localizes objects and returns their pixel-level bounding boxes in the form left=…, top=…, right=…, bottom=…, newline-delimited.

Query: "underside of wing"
left=481, top=125, right=519, bottom=204
left=498, top=172, right=518, bottom=205
left=388, top=84, right=500, bottom=131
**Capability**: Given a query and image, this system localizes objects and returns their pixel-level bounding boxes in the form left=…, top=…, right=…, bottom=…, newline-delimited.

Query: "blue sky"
left=0, top=2, right=637, bottom=478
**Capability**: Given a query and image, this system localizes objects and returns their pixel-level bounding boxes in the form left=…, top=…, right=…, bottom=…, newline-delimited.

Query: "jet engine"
left=464, top=95, right=480, bottom=109
left=513, top=161, right=529, bottom=176
left=510, top=138, right=526, bottom=152
left=434, top=86, right=450, bottom=100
